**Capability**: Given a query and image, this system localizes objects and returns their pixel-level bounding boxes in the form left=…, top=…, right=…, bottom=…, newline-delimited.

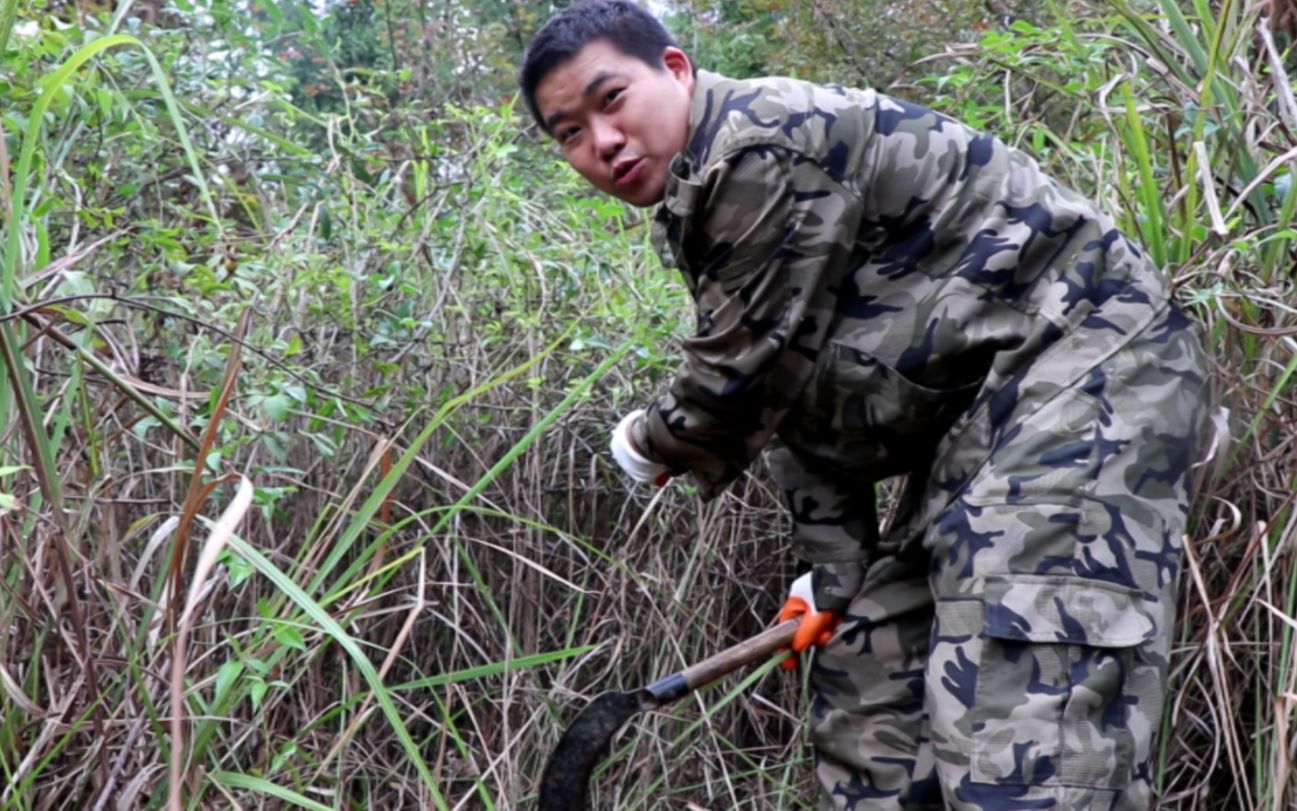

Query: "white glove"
left=610, top=409, right=669, bottom=484
left=788, top=571, right=816, bottom=606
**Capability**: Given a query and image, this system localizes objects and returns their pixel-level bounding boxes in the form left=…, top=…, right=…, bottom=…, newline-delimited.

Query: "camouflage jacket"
left=637, top=70, right=1172, bottom=563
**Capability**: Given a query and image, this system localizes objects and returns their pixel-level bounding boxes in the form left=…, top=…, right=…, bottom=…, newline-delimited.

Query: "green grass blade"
left=1220, top=349, right=1297, bottom=477
left=1155, top=0, right=1210, bottom=74
left=4, top=34, right=134, bottom=309
left=0, top=322, right=63, bottom=516
left=315, top=343, right=634, bottom=705
left=393, top=344, right=634, bottom=652
left=426, top=343, right=632, bottom=540
left=666, top=654, right=789, bottom=748
left=584, top=653, right=791, bottom=801
left=390, top=645, right=598, bottom=691
left=304, top=329, right=575, bottom=600
left=225, top=534, right=448, bottom=810
left=208, top=772, right=333, bottom=811
left=1119, top=81, right=1166, bottom=268
left=0, top=0, right=17, bottom=59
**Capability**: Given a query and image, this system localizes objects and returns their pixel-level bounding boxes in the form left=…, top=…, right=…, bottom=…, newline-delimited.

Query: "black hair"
left=519, top=0, right=680, bottom=134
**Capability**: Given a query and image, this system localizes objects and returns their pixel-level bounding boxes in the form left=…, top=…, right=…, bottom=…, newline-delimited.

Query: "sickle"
left=537, top=619, right=798, bottom=810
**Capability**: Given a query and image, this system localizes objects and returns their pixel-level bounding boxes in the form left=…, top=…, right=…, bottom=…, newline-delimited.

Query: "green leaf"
left=220, top=548, right=253, bottom=588
left=214, top=660, right=243, bottom=700
left=307, top=433, right=336, bottom=458
left=249, top=680, right=269, bottom=712
left=132, top=416, right=160, bottom=439
left=270, top=742, right=298, bottom=772
left=270, top=621, right=306, bottom=652
left=262, top=393, right=292, bottom=422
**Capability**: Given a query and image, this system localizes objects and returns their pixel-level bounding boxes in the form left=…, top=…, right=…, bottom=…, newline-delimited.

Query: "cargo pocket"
left=811, top=342, right=979, bottom=476
left=970, top=574, right=1164, bottom=790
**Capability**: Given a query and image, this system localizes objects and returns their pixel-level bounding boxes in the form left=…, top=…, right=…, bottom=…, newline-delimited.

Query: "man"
left=521, top=2, right=1207, bottom=809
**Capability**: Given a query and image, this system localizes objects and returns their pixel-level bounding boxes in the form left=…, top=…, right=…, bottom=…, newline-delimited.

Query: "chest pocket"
left=815, top=342, right=981, bottom=476
left=653, top=168, right=705, bottom=293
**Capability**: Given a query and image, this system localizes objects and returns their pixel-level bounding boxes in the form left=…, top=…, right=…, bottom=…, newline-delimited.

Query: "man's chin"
left=614, top=183, right=666, bottom=208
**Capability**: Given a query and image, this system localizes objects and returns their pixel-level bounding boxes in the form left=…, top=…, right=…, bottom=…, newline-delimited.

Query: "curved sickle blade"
left=536, top=620, right=797, bottom=809
left=537, top=690, right=647, bottom=811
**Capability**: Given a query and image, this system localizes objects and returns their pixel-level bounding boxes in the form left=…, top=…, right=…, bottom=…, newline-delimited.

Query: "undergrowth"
left=0, top=0, right=1293, bottom=808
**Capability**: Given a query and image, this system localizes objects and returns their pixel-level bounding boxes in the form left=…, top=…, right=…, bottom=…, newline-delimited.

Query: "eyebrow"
left=544, top=69, right=625, bottom=133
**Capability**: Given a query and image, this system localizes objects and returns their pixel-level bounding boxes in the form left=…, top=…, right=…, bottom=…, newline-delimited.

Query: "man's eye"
left=560, top=127, right=581, bottom=144
left=604, top=88, right=623, bottom=106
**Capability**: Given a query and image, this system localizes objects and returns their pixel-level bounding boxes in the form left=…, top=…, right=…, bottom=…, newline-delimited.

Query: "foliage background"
left=0, top=0, right=1294, bottom=808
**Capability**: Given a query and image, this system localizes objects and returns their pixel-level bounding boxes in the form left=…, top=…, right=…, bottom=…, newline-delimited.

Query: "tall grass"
left=0, top=0, right=1293, bottom=809
left=1, top=11, right=803, bottom=806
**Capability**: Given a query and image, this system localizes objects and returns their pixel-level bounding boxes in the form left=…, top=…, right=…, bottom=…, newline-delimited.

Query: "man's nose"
left=590, top=117, right=624, bottom=159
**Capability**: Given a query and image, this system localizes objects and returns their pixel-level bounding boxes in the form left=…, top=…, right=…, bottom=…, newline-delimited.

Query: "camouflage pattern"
left=633, top=70, right=1208, bottom=808
left=812, top=302, right=1204, bottom=810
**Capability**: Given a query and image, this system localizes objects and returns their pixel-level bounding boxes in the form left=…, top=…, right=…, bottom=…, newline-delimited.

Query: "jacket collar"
left=651, top=71, right=731, bottom=271
left=673, top=70, right=726, bottom=178
left=659, top=70, right=728, bottom=220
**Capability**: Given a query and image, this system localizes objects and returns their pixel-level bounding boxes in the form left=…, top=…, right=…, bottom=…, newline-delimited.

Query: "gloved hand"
left=610, top=409, right=670, bottom=486
left=777, top=570, right=844, bottom=671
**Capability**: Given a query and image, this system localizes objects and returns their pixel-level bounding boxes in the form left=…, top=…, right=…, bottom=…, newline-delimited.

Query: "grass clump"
left=0, top=0, right=1293, bottom=808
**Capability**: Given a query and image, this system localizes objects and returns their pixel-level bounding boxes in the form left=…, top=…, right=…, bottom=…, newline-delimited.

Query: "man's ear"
left=662, top=46, right=694, bottom=90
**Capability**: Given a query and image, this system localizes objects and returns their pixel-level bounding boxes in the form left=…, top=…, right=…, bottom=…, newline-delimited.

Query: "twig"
left=7, top=291, right=386, bottom=418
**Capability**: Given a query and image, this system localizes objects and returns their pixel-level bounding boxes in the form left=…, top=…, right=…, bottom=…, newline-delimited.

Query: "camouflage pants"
left=790, top=305, right=1207, bottom=810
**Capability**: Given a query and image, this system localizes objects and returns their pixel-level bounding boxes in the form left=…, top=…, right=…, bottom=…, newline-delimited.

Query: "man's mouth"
left=613, top=157, right=644, bottom=186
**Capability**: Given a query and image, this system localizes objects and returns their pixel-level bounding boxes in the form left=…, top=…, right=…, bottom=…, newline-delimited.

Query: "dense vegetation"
left=0, top=0, right=1294, bottom=808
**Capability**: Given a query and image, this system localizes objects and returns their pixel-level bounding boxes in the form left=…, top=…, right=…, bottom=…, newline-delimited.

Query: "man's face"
left=535, top=40, right=694, bottom=207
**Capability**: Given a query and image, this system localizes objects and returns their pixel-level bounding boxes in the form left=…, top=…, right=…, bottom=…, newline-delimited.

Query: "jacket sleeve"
left=636, top=145, right=864, bottom=499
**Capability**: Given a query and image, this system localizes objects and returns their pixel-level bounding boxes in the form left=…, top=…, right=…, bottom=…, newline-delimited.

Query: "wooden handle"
left=641, top=620, right=799, bottom=706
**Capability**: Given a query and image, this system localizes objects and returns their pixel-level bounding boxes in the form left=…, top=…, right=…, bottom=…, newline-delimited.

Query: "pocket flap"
left=982, top=575, right=1157, bottom=648
left=663, top=172, right=703, bottom=218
